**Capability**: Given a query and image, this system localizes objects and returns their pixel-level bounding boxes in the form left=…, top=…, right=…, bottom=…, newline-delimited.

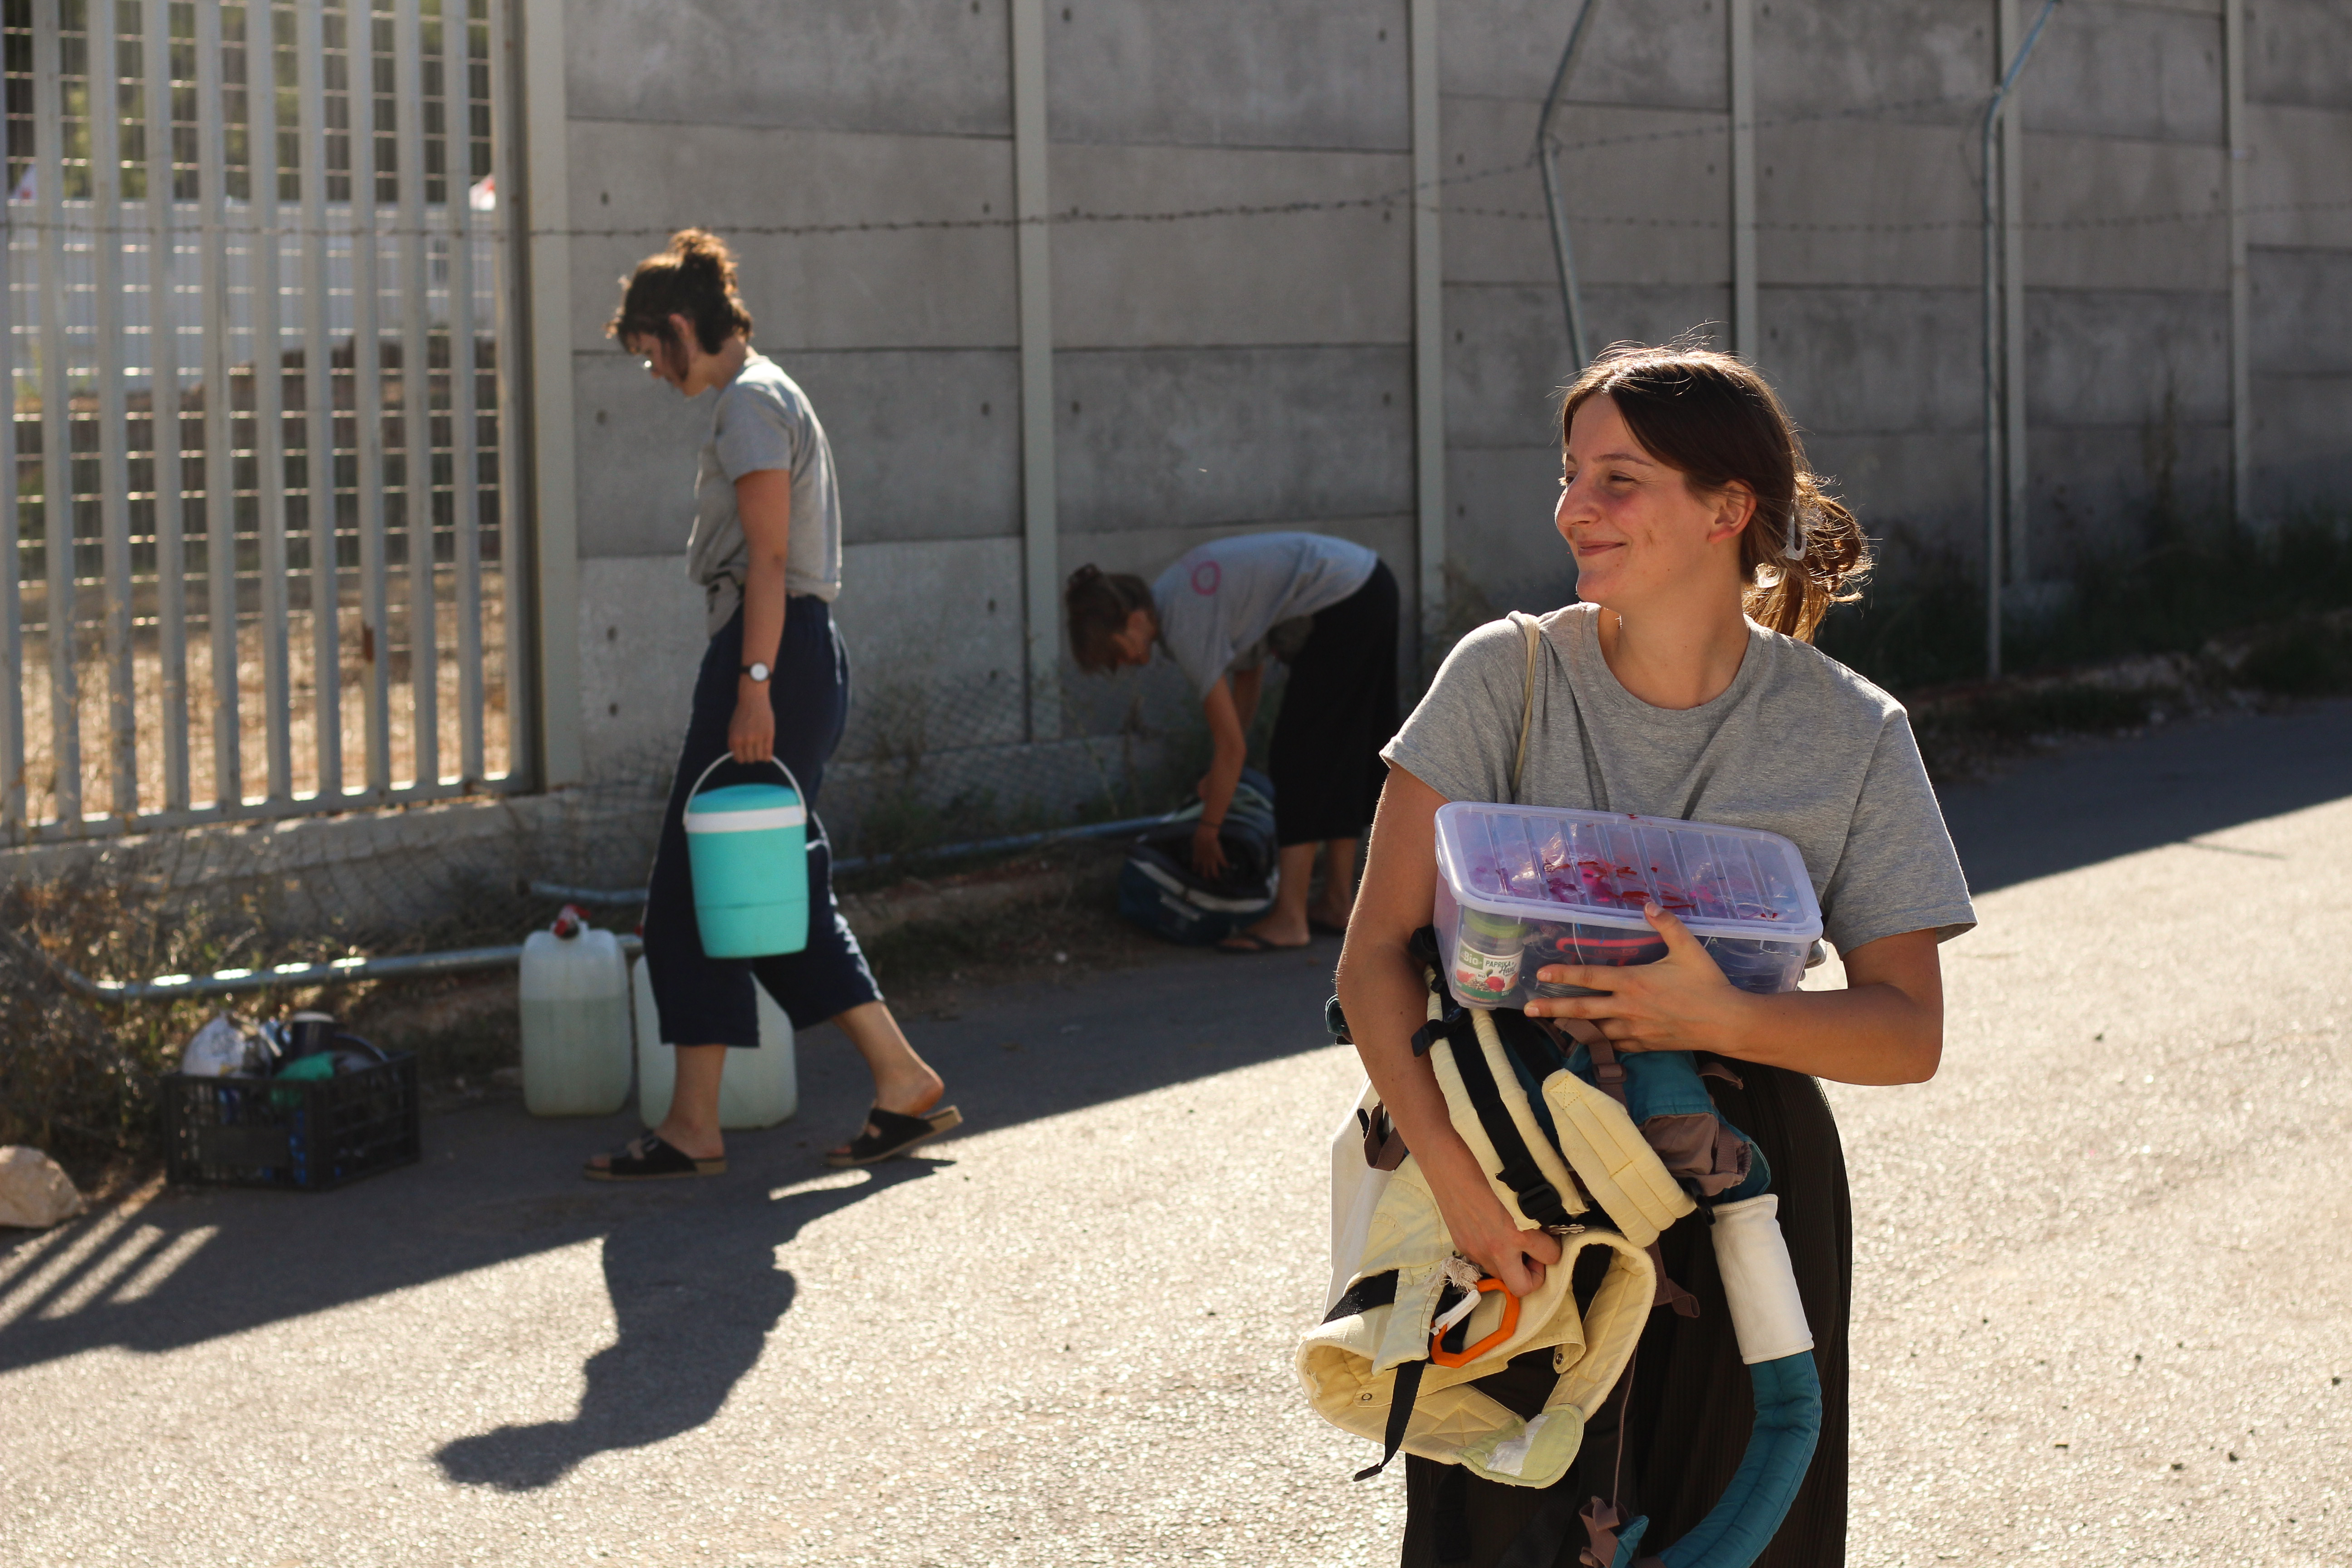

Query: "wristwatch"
left=741, top=662, right=771, bottom=683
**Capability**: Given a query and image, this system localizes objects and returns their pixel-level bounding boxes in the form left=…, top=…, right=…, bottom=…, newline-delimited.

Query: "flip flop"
left=584, top=1132, right=726, bottom=1181
left=1217, top=931, right=1308, bottom=954
left=826, top=1104, right=963, bottom=1168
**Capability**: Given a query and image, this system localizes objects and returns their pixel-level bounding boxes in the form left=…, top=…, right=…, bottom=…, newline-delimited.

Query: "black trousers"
left=641, top=601, right=883, bottom=1046
left=1399, top=1065, right=1853, bottom=1568
left=1269, top=559, right=1400, bottom=847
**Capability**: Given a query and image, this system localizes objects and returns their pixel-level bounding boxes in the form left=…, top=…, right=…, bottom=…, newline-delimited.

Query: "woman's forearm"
left=1336, top=935, right=1485, bottom=1189
left=1528, top=923, right=1946, bottom=1087
left=739, top=554, right=788, bottom=670
left=1196, top=677, right=1249, bottom=824
left=734, top=468, right=794, bottom=671
left=1712, top=981, right=1941, bottom=1085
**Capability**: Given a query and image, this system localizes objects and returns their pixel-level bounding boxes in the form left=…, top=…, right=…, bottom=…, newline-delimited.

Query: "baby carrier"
left=1116, top=768, right=1280, bottom=944
left=1301, top=960, right=1820, bottom=1567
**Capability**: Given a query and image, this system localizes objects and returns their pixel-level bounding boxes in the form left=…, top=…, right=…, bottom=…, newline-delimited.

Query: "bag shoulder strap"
left=1506, top=611, right=1543, bottom=802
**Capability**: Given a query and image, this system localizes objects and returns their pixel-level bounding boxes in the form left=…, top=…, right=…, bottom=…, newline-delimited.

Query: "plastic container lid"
left=685, top=782, right=805, bottom=833
left=1433, top=803, right=1822, bottom=942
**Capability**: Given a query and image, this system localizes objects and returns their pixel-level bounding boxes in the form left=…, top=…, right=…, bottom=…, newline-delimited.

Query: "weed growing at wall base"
left=1818, top=514, right=2352, bottom=693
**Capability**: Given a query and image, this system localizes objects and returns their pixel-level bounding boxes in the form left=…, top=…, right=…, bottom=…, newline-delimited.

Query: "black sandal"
left=824, top=1105, right=963, bottom=1168
left=583, top=1132, right=726, bottom=1181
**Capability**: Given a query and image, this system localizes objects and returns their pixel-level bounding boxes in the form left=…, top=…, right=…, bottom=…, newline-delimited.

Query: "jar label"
left=1453, top=940, right=1521, bottom=996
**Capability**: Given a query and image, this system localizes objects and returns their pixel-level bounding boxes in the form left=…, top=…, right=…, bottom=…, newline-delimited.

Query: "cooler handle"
left=687, top=753, right=808, bottom=808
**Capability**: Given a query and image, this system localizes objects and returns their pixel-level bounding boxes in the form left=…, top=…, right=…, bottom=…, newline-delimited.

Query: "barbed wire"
left=21, top=89, right=2332, bottom=248
left=1449, top=197, right=2352, bottom=236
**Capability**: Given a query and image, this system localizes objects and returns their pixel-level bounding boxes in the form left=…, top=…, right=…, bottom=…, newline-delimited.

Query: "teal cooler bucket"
left=683, top=757, right=811, bottom=958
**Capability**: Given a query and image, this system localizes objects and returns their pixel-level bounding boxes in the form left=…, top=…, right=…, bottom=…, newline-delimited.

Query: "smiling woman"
left=1333, top=342, right=1977, bottom=1567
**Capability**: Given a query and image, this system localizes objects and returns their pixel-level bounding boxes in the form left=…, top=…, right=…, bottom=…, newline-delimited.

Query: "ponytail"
left=606, top=227, right=755, bottom=358
left=1741, top=472, right=1868, bottom=642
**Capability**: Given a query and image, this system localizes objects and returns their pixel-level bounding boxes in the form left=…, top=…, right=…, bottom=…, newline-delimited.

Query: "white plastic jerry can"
left=632, top=955, right=798, bottom=1129
left=517, top=911, right=634, bottom=1117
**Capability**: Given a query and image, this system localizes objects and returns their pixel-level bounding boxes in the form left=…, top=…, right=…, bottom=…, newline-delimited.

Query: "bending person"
left=1066, top=532, right=1399, bottom=951
left=1336, top=344, right=1976, bottom=1565
left=586, top=229, right=956, bottom=1180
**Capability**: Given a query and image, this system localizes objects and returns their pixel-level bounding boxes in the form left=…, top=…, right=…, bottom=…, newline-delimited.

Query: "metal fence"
left=1, top=0, right=524, bottom=844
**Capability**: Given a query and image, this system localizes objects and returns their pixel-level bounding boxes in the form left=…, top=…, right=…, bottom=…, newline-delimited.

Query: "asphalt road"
left=3, top=701, right=2347, bottom=1568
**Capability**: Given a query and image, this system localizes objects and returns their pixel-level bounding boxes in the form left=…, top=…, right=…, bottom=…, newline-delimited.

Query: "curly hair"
left=605, top=228, right=755, bottom=362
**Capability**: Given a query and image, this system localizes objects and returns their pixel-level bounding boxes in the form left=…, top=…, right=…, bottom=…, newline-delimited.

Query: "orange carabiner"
left=1429, top=1277, right=1521, bottom=1368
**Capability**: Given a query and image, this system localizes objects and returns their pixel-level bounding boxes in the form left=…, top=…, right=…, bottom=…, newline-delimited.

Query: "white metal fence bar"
left=193, top=0, right=238, bottom=813
left=486, top=0, right=526, bottom=775
left=0, top=137, right=19, bottom=831
left=295, top=0, right=339, bottom=796
left=4, top=0, right=524, bottom=842
left=353, top=0, right=390, bottom=797
left=443, top=0, right=481, bottom=784
left=392, top=0, right=433, bottom=788
left=143, top=0, right=190, bottom=812
left=31, top=0, right=76, bottom=824
left=244, top=0, right=292, bottom=802
left=93, top=0, right=139, bottom=820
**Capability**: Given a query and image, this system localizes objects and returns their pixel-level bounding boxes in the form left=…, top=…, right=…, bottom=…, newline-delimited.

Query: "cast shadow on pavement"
left=0, top=939, right=1343, bottom=1405
left=1939, top=698, right=2352, bottom=895
left=432, top=1157, right=942, bottom=1491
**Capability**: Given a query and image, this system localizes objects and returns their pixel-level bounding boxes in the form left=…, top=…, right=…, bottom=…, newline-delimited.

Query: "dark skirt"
left=1400, top=1063, right=1853, bottom=1568
left=1269, top=559, right=1401, bottom=847
left=641, top=600, right=884, bottom=1044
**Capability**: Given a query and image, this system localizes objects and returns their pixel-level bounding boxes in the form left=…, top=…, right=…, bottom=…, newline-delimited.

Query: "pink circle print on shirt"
left=1191, top=560, right=1222, bottom=595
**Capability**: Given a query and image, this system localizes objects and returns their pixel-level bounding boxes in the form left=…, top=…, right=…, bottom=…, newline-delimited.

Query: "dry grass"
left=13, top=575, right=513, bottom=823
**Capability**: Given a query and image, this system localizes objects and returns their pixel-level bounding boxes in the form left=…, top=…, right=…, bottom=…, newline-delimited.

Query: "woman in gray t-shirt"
left=584, top=230, right=956, bottom=1181
left=1064, top=532, right=1400, bottom=949
left=1337, top=345, right=1975, bottom=1567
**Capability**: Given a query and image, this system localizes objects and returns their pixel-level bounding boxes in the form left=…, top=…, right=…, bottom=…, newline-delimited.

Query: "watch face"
left=746, top=662, right=770, bottom=682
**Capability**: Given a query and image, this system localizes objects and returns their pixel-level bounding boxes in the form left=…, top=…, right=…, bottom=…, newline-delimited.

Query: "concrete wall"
left=560, top=0, right=1420, bottom=837
left=551, top=0, right=2350, bottom=817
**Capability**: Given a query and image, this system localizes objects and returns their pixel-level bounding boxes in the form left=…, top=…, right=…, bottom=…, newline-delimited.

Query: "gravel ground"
left=1, top=701, right=2346, bottom=1568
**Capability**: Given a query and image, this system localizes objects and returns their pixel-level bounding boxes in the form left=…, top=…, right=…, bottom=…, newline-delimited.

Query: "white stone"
left=0, top=1147, right=86, bottom=1230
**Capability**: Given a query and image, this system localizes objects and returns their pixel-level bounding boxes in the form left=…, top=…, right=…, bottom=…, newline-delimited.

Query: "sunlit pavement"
left=3, top=701, right=2347, bottom=1568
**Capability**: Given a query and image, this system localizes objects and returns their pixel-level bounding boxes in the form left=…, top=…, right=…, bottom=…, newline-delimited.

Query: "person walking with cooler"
left=1335, top=344, right=1975, bottom=1565
left=1065, top=532, right=1399, bottom=951
left=584, top=230, right=957, bottom=1180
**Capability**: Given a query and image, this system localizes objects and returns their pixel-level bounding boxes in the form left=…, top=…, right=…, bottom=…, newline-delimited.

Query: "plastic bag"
left=177, top=1013, right=267, bottom=1077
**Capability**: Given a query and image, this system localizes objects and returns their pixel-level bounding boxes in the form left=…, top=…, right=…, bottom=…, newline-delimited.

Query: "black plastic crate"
left=163, top=1053, right=421, bottom=1191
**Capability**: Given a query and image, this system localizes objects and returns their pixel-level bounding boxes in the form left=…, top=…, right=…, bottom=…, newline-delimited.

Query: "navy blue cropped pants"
left=642, top=600, right=882, bottom=1048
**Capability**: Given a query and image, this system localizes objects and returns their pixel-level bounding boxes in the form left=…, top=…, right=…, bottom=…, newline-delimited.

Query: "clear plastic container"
left=1432, top=804, right=1823, bottom=1009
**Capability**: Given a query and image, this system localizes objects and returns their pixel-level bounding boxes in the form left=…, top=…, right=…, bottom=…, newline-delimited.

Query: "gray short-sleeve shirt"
left=1150, top=532, right=1379, bottom=701
left=687, top=352, right=843, bottom=635
left=1383, top=604, right=1975, bottom=955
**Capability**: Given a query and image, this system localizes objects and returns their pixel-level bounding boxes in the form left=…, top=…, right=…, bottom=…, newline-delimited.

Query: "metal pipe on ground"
left=526, top=809, right=1178, bottom=907
left=56, top=937, right=644, bottom=1004
left=62, top=813, right=1173, bottom=1000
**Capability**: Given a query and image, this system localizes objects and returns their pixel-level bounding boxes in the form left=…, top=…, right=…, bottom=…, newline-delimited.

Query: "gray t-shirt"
left=1151, top=532, right=1380, bottom=701
left=1384, top=603, right=1975, bottom=956
left=687, top=352, right=843, bottom=635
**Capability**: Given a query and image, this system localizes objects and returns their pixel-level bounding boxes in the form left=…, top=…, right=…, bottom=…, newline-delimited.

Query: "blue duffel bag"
left=1116, top=769, right=1280, bottom=945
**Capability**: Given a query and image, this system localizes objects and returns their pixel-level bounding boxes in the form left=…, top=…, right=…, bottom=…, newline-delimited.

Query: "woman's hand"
left=1422, top=1147, right=1563, bottom=1297
left=728, top=680, right=776, bottom=763
left=1191, top=818, right=1229, bottom=879
left=1524, top=901, right=1749, bottom=1053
